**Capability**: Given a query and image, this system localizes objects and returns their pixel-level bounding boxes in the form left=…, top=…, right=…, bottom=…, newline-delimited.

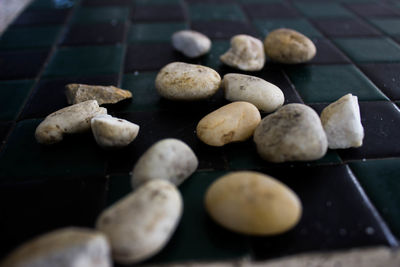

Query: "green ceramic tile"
left=29, top=0, right=76, bottom=9
left=286, top=65, right=389, bottom=103
left=72, top=7, right=130, bottom=24
left=189, top=4, right=246, bottom=22
left=147, top=170, right=251, bottom=263
left=0, top=80, right=34, bottom=120
left=0, top=119, right=107, bottom=179
left=44, top=45, right=124, bottom=77
left=128, top=23, right=188, bottom=43
left=106, top=174, right=131, bottom=206
left=334, top=37, right=400, bottom=63
left=0, top=26, right=61, bottom=49
left=135, top=0, right=181, bottom=5
left=369, top=18, right=400, bottom=36
left=236, top=0, right=280, bottom=2
left=119, top=72, right=160, bottom=111
left=349, top=158, right=400, bottom=237
left=200, top=40, right=230, bottom=69
left=253, top=18, right=323, bottom=38
left=293, top=2, right=354, bottom=18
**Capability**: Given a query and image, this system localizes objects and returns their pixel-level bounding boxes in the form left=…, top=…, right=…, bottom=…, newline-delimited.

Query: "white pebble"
left=172, top=30, right=211, bottom=58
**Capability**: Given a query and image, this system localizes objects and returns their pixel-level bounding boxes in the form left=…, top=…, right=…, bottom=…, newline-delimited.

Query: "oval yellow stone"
left=205, top=171, right=302, bottom=235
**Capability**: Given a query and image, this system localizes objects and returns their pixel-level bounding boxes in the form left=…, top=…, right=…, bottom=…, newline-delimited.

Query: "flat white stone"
left=91, top=114, right=139, bottom=149
left=172, top=30, right=211, bottom=58
left=223, top=73, right=284, bottom=112
left=320, top=94, right=364, bottom=149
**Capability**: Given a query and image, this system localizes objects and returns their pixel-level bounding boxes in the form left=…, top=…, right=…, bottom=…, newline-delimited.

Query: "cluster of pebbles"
left=1, top=28, right=365, bottom=266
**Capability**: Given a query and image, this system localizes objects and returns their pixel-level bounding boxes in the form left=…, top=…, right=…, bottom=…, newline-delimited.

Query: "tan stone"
left=222, top=73, right=284, bottom=112
left=220, top=35, right=265, bottom=71
left=155, top=62, right=221, bottom=100
left=0, top=227, right=111, bottom=267
left=65, top=84, right=132, bottom=105
left=196, top=102, right=261, bottom=146
left=264, top=28, right=316, bottom=64
left=254, top=104, right=328, bottom=162
left=205, top=171, right=302, bottom=235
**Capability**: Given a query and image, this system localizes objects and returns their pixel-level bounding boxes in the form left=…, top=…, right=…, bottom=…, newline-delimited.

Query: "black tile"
left=81, top=0, right=131, bottom=6
left=106, top=110, right=227, bottom=174
left=241, top=3, right=299, bottom=19
left=312, top=18, right=382, bottom=37
left=191, top=21, right=258, bottom=40
left=20, top=75, right=118, bottom=119
left=0, top=177, right=107, bottom=258
left=60, top=22, right=125, bottom=46
left=250, top=164, right=392, bottom=260
left=124, top=43, right=185, bottom=71
left=131, top=5, right=186, bottom=21
left=0, top=50, right=49, bottom=80
left=358, top=63, right=400, bottom=101
left=309, top=38, right=350, bottom=64
left=0, top=122, right=12, bottom=146
left=11, top=9, right=70, bottom=26
left=345, top=3, right=400, bottom=17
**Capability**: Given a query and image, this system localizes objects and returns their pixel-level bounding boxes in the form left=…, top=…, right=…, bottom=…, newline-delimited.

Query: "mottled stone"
left=197, top=101, right=261, bottom=146
left=65, top=84, right=132, bottom=105
left=254, top=104, right=328, bottom=162
left=205, top=171, right=302, bottom=235
left=91, top=114, right=140, bottom=149
left=220, top=35, right=265, bottom=71
left=264, top=28, right=316, bottom=64
left=155, top=62, right=221, bottom=100
left=222, top=73, right=284, bottom=113
left=131, top=138, right=198, bottom=189
left=320, top=94, right=364, bottom=149
left=35, top=100, right=107, bottom=145
left=172, top=30, right=211, bottom=58
left=0, top=227, right=111, bottom=267
left=96, top=180, right=182, bottom=265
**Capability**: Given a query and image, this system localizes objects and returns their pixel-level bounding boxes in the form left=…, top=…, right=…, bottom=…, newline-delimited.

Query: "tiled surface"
left=1, top=0, right=400, bottom=264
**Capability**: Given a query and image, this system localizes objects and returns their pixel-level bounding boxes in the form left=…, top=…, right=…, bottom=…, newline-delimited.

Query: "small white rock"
left=172, top=30, right=211, bottom=58
left=91, top=114, right=140, bottom=149
left=0, top=227, right=111, bottom=267
left=220, top=34, right=265, bottom=71
left=131, top=138, right=198, bottom=189
left=222, top=73, right=284, bottom=112
left=320, top=94, right=364, bottom=149
left=96, top=180, right=183, bottom=265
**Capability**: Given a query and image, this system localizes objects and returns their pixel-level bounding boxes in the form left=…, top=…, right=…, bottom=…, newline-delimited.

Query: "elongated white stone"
left=172, top=30, right=211, bottom=58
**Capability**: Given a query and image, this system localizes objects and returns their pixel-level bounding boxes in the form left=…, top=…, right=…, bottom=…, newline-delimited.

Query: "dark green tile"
left=0, top=119, right=107, bottom=179
left=106, top=174, right=131, bottom=206
left=72, top=7, right=130, bottom=24
left=293, top=2, right=354, bottom=18
left=0, top=26, right=61, bottom=49
left=189, top=4, right=246, bottom=22
left=253, top=18, right=323, bottom=38
left=0, top=80, right=34, bottom=120
left=349, top=158, right=400, bottom=237
left=135, top=0, right=181, bottom=5
left=28, top=0, right=76, bottom=9
left=334, top=37, right=400, bottom=62
left=199, top=40, right=230, bottom=69
left=286, top=65, right=389, bottom=103
left=147, top=170, right=251, bottom=263
left=44, top=45, right=124, bottom=77
left=237, top=0, right=280, bottom=2
left=369, top=18, right=400, bottom=36
left=128, top=23, right=187, bottom=43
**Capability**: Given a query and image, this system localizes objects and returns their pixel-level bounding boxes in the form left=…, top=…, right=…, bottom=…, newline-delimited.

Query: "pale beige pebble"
left=91, top=114, right=140, bottom=149
left=96, top=180, right=182, bottom=265
left=35, top=100, right=107, bottom=145
left=155, top=62, right=221, bottom=100
left=320, top=94, right=364, bottom=149
left=264, top=28, right=316, bottom=64
left=65, top=83, right=132, bottom=105
left=220, top=34, right=265, bottom=71
left=196, top=101, right=261, bottom=147
left=0, top=227, right=111, bottom=267
left=131, top=138, right=198, bottom=189
left=254, top=104, right=328, bottom=162
left=172, top=30, right=211, bottom=58
left=205, top=171, right=302, bottom=235
left=222, top=73, right=284, bottom=112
